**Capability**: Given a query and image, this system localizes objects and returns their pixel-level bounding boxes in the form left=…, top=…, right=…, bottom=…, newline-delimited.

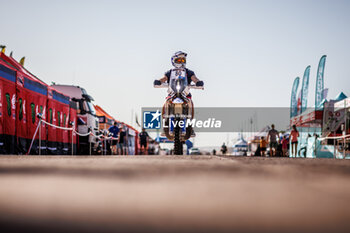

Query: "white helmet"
left=171, top=51, right=187, bottom=68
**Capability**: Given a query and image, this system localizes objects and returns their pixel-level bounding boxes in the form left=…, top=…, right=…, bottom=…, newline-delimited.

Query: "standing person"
left=108, top=122, right=119, bottom=155
left=118, top=127, right=126, bottom=155
left=154, top=142, right=160, bottom=155
left=221, top=143, right=227, bottom=155
left=148, top=140, right=155, bottom=155
left=267, top=124, right=279, bottom=157
left=281, top=135, right=289, bottom=157
left=139, top=128, right=149, bottom=155
left=212, top=149, right=216, bottom=155
left=290, top=125, right=300, bottom=157
left=260, top=136, right=267, bottom=157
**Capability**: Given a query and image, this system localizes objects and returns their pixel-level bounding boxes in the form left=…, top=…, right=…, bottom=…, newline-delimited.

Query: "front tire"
left=174, top=123, right=183, bottom=155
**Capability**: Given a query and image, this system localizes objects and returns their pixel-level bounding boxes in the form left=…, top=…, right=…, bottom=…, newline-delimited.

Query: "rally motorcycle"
left=154, top=69, right=204, bottom=155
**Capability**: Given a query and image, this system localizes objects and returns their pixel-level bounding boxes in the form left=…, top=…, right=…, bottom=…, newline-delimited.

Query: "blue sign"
left=143, top=110, right=161, bottom=129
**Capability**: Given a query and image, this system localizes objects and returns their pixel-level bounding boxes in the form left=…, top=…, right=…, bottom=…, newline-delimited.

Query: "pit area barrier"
left=27, top=116, right=118, bottom=156
left=317, top=134, right=350, bottom=159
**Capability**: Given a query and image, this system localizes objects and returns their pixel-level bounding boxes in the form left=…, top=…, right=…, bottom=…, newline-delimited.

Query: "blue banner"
left=315, top=55, right=327, bottom=108
left=290, top=77, right=300, bottom=118
left=300, top=66, right=310, bottom=113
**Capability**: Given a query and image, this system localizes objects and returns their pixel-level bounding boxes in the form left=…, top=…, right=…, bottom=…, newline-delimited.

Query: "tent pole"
left=71, top=122, right=74, bottom=156
left=39, top=120, right=41, bottom=156
left=344, top=100, right=347, bottom=159
left=89, top=139, right=92, bottom=156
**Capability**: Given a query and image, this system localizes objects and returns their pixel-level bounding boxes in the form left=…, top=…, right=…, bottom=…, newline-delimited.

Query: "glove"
left=154, top=80, right=161, bottom=86
left=196, top=80, right=204, bottom=87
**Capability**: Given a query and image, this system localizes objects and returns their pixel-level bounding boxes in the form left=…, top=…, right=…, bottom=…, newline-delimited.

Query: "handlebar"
left=154, top=83, right=204, bottom=90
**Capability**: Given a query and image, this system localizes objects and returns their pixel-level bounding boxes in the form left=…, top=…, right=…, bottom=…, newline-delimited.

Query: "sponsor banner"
left=290, top=77, right=300, bottom=118
left=322, top=88, right=329, bottom=100
left=322, top=103, right=345, bottom=136
left=334, top=97, right=350, bottom=111
left=300, top=66, right=310, bottom=113
left=290, top=110, right=323, bottom=127
left=98, top=115, right=106, bottom=123
left=315, top=55, right=327, bottom=108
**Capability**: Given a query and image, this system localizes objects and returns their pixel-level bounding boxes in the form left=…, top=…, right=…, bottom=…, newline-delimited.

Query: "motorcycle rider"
left=153, top=51, right=204, bottom=93
left=153, top=51, right=204, bottom=139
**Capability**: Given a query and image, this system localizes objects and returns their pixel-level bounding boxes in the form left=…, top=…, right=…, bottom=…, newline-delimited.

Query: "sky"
left=2, top=0, right=350, bottom=147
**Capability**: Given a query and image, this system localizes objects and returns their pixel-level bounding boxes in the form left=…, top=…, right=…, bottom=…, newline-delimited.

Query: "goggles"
left=174, top=57, right=186, bottom=64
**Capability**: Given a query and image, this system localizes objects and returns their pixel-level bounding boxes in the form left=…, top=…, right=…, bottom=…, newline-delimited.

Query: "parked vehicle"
left=189, top=147, right=201, bottom=155
left=0, top=48, right=141, bottom=155
left=0, top=49, right=77, bottom=154
left=51, top=84, right=99, bottom=154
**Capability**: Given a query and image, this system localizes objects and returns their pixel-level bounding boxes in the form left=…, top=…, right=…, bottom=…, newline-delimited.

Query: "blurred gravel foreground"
left=0, top=155, right=349, bottom=233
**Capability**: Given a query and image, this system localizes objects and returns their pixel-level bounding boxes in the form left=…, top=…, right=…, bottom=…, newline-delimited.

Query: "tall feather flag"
left=290, top=77, right=300, bottom=118
left=19, top=57, right=25, bottom=66
left=315, top=55, right=327, bottom=109
left=300, top=66, right=311, bottom=113
left=0, top=45, right=5, bottom=53
left=135, top=114, right=140, bottom=127
left=322, top=88, right=329, bottom=100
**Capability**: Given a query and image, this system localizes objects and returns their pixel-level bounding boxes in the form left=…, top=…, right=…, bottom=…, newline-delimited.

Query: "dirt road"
left=0, top=155, right=349, bottom=233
